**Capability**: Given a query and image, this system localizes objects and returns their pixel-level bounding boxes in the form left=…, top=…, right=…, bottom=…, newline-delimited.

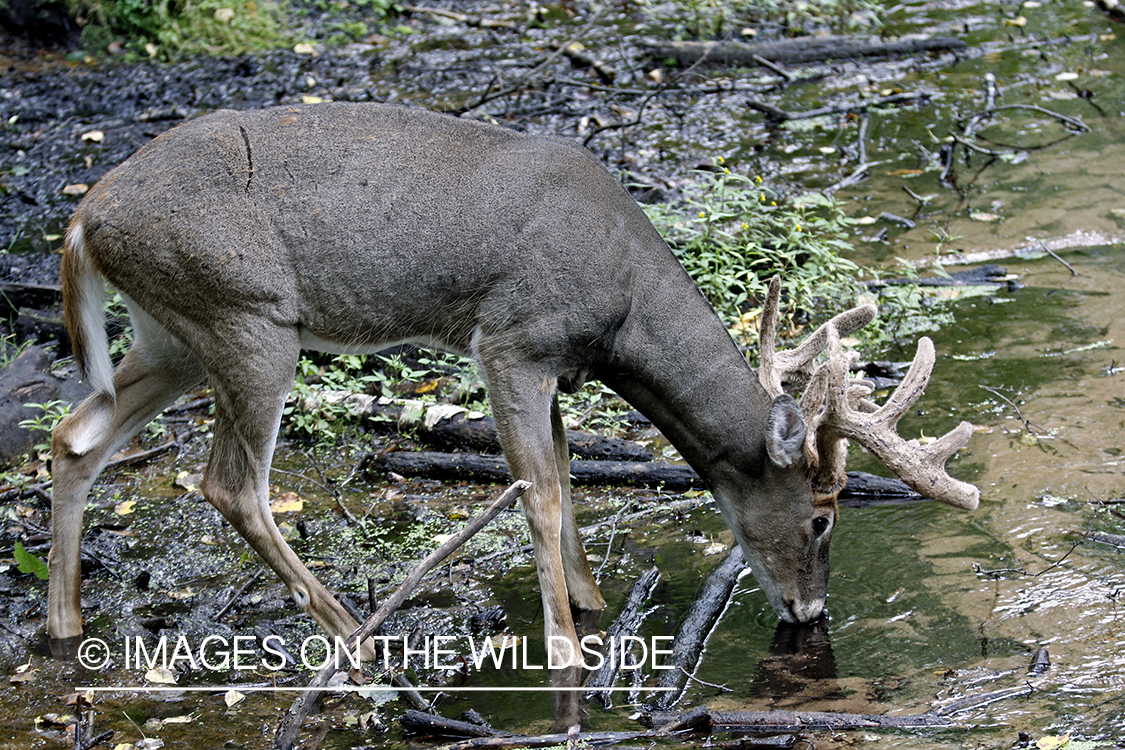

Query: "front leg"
left=551, top=397, right=606, bottom=612
left=482, top=361, right=594, bottom=668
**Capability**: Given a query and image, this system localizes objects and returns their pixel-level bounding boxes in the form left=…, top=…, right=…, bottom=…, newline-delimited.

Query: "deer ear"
left=766, top=394, right=807, bottom=468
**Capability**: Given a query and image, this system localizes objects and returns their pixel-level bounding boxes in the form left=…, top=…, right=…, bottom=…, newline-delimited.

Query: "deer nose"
left=786, top=597, right=826, bottom=623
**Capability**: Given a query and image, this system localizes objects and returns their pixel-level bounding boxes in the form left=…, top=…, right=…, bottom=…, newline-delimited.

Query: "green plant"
left=72, top=0, right=288, bottom=59
left=19, top=400, right=71, bottom=454
left=643, top=169, right=863, bottom=350
left=13, top=541, right=49, bottom=580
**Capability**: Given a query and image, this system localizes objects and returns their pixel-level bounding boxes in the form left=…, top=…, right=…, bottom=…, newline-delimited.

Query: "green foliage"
left=18, top=399, right=71, bottom=454
left=73, top=0, right=288, bottom=59
left=13, top=541, right=49, bottom=580
left=643, top=169, right=863, bottom=349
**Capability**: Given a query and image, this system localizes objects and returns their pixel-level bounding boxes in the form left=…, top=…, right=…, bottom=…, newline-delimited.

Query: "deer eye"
left=811, top=515, right=831, bottom=538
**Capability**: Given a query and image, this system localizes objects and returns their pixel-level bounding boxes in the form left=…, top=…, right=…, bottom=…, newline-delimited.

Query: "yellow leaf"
left=62, top=184, right=89, bottom=196
left=300, top=95, right=326, bottom=104
left=175, top=471, right=201, bottom=492
left=114, top=500, right=136, bottom=515
left=293, top=42, right=317, bottom=55
left=81, top=130, right=104, bottom=142
left=162, top=714, right=193, bottom=724
left=1036, top=735, right=1071, bottom=750
left=214, top=7, right=235, bottom=22
left=145, top=667, right=177, bottom=684
left=224, top=689, right=246, bottom=707
left=271, top=492, right=303, bottom=513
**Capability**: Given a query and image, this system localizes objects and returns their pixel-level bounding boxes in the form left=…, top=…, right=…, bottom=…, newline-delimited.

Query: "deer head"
left=730, top=277, right=979, bottom=621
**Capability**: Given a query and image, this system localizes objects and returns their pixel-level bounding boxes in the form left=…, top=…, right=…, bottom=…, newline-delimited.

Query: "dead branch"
left=273, top=480, right=530, bottom=750
left=653, top=548, right=745, bottom=710
left=369, top=448, right=928, bottom=506
left=584, top=566, right=661, bottom=704
left=1089, top=531, right=1125, bottom=548
left=747, top=91, right=931, bottom=123
left=641, top=35, right=968, bottom=67
left=647, top=706, right=953, bottom=732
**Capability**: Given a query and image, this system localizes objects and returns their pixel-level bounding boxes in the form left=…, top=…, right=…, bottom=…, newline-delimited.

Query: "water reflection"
left=750, top=618, right=845, bottom=707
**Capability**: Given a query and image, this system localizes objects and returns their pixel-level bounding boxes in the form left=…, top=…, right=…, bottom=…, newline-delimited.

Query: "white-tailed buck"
left=49, top=103, right=979, bottom=664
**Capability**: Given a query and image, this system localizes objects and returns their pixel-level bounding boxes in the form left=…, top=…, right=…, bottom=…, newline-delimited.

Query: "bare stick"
left=273, top=480, right=530, bottom=750
left=654, top=548, right=746, bottom=710
left=584, top=566, right=661, bottom=704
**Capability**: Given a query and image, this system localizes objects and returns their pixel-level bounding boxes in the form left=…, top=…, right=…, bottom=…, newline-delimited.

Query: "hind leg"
left=196, top=328, right=373, bottom=658
left=49, top=331, right=206, bottom=644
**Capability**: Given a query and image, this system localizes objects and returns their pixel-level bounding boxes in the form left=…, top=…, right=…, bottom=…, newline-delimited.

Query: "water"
left=4, top=0, right=1125, bottom=747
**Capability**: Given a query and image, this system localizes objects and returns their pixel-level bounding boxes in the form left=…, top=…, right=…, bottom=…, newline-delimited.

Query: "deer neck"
left=600, top=273, right=773, bottom=485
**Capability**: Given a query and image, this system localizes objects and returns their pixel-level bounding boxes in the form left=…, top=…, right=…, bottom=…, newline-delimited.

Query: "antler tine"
left=758, top=276, right=878, bottom=397
left=821, top=326, right=980, bottom=510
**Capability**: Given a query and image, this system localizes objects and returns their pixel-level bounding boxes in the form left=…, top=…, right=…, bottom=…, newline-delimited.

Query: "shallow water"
left=3, top=0, right=1125, bottom=747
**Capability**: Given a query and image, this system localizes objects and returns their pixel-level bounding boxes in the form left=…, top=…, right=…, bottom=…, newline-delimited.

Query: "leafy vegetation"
left=69, top=0, right=401, bottom=59
left=643, top=168, right=866, bottom=351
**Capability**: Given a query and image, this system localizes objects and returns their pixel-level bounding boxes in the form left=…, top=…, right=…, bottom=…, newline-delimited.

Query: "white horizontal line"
left=76, top=685, right=675, bottom=693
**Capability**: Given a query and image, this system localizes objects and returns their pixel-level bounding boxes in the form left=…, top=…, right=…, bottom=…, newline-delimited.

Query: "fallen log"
left=654, top=548, right=745, bottom=710
left=308, top=392, right=653, bottom=462
left=367, top=449, right=925, bottom=506
left=584, top=566, right=662, bottom=704
left=402, top=709, right=511, bottom=739
left=642, top=35, right=968, bottom=67
left=646, top=706, right=952, bottom=732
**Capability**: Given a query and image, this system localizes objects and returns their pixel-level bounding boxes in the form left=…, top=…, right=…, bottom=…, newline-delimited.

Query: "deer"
left=47, top=102, right=979, bottom=667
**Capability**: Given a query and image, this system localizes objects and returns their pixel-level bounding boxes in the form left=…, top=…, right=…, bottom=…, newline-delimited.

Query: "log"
left=401, top=709, right=510, bottom=739
left=309, top=393, right=653, bottom=462
left=584, top=566, right=662, bottom=703
left=642, top=35, right=968, bottom=67
left=653, top=548, right=745, bottom=710
left=647, top=707, right=952, bottom=732
left=368, top=449, right=925, bottom=506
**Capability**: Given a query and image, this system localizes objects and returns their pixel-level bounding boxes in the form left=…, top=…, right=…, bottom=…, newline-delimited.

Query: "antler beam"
left=820, top=324, right=980, bottom=510
left=758, top=276, right=877, bottom=397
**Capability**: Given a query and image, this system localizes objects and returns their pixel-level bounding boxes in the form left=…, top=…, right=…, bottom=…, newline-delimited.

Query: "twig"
left=1038, top=242, right=1078, bottom=276
left=273, top=480, right=530, bottom=750
left=973, top=534, right=1087, bottom=579
left=214, top=570, right=263, bottom=621
left=979, top=384, right=1040, bottom=434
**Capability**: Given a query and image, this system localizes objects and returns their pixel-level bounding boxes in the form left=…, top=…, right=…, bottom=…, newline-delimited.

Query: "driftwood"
left=1090, top=531, right=1125, bottom=548
left=368, top=449, right=925, bottom=506
left=654, top=548, right=745, bottom=710
left=273, top=481, right=530, bottom=750
left=642, top=35, right=968, bottom=68
left=315, top=393, right=654, bottom=462
left=584, top=566, right=662, bottom=704
left=402, top=709, right=511, bottom=739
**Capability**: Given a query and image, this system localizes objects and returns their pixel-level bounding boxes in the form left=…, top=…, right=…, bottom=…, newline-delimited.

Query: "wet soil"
left=1, top=0, right=1125, bottom=748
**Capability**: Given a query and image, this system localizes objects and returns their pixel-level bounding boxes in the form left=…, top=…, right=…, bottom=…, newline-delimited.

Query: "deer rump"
left=48, top=103, right=978, bottom=667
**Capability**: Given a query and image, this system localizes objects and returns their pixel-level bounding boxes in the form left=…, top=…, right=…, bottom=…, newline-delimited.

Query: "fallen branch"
left=746, top=91, right=931, bottom=123
left=273, top=480, right=530, bottom=750
left=368, top=449, right=927, bottom=506
left=646, top=706, right=953, bottom=732
left=584, top=566, right=661, bottom=705
left=642, top=35, right=967, bottom=67
left=654, top=548, right=745, bottom=710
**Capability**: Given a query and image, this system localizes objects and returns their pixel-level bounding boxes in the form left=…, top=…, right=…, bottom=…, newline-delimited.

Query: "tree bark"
left=643, top=35, right=968, bottom=67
